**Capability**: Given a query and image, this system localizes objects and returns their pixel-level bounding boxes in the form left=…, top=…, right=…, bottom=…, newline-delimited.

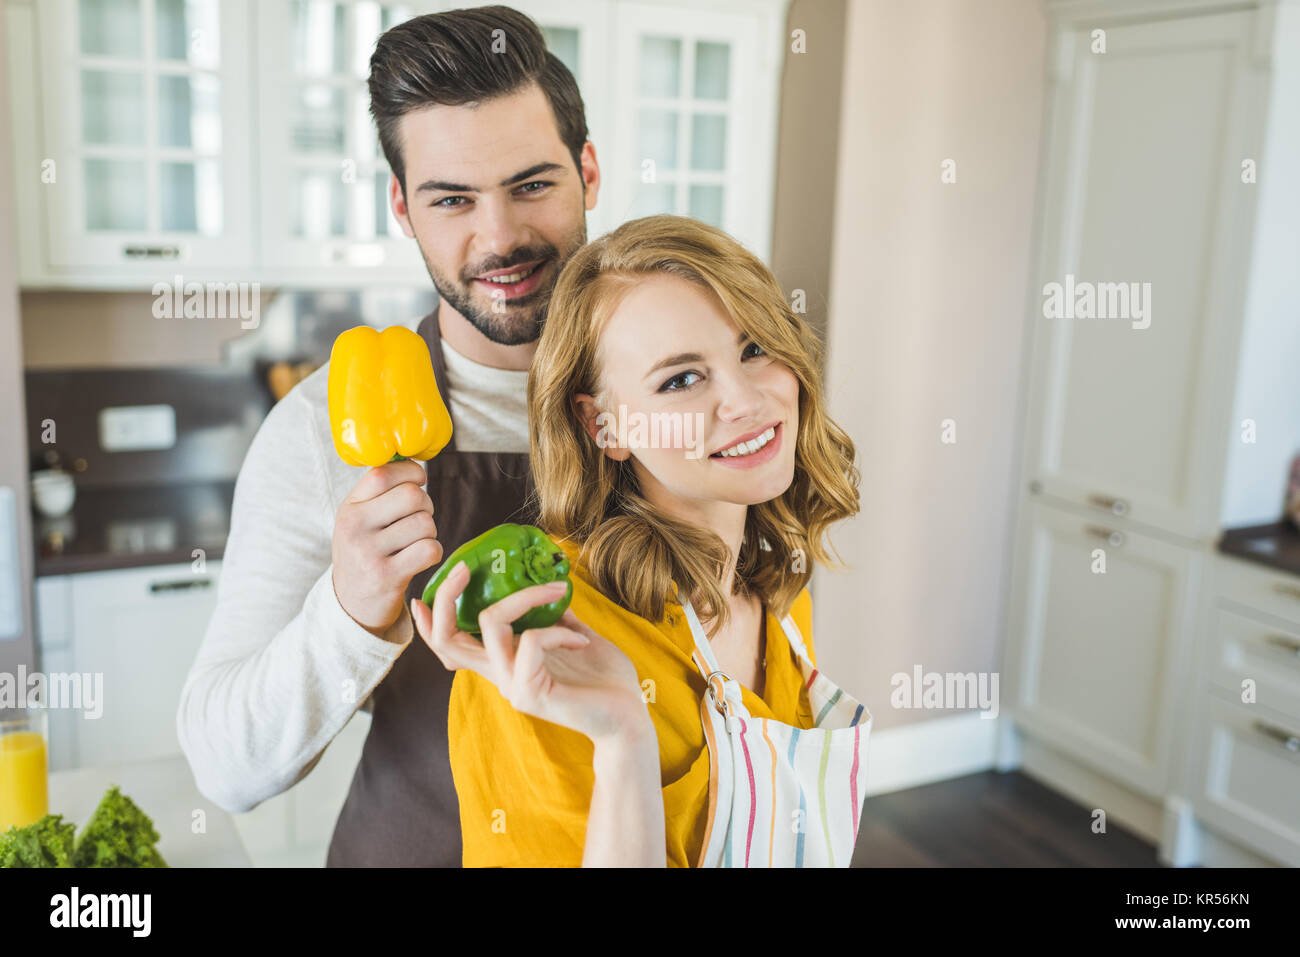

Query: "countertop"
left=34, top=481, right=234, bottom=577
left=1217, top=520, right=1300, bottom=578
left=48, top=755, right=251, bottom=867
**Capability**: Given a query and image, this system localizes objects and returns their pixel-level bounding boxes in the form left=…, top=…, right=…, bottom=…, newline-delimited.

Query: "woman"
left=411, top=215, right=868, bottom=867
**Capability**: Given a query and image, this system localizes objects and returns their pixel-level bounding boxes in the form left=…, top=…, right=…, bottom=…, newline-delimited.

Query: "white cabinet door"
left=605, top=0, right=784, bottom=260
left=69, top=561, right=221, bottom=767
left=1003, top=502, right=1201, bottom=799
left=255, top=0, right=438, bottom=284
left=1188, top=692, right=1300, bottom=867
left=31, top=0, right=255, bottom=279
left=1019, top=8, right=1268, bottom=540
left=1181, top=555, right=1300, bottom=866
left=34, top=575, right=76, bottom=772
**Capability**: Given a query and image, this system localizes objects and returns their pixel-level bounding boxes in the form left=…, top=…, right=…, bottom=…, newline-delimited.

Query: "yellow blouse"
left=448, top=537, right=819, bottom=867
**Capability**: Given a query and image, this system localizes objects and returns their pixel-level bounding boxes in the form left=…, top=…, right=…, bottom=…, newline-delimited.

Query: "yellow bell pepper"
left=327, top=325, right=453, bottom=467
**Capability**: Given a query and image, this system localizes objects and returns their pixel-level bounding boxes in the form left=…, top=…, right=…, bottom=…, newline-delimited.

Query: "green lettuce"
left=0, top=813, right=77, bottom=867
left=0, top=785, right=168, bottom=868
left=72, top=784, right=168, bottom=868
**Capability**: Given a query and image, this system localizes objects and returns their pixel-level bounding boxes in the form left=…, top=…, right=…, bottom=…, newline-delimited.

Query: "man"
left=177, top=5, right=600, bottom=866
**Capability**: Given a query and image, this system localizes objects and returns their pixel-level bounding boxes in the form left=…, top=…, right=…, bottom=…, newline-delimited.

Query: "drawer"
left=1215, top=554, right=1300, bottom=628
left=1208, top=607, right=1300, bottom=720
left=1193, top=692, right=1300, bottom=867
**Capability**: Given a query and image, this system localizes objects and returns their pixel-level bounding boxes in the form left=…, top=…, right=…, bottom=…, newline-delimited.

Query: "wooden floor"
left=851, top=770, right=1162, bottom=867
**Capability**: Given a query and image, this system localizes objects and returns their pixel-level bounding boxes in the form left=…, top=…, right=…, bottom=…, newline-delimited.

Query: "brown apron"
left=326, top=312, right=537, bottom=867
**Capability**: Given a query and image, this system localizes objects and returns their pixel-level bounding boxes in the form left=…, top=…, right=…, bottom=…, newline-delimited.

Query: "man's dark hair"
left=369, top=5, right=589, bottom=194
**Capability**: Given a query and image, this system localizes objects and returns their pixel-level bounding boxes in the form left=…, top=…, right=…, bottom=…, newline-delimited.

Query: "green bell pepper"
left=421, top=523, right=573, bottom=636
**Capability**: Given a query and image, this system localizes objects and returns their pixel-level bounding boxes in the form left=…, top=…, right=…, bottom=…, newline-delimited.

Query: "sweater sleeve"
left=176, top=382, right=412, bottom=813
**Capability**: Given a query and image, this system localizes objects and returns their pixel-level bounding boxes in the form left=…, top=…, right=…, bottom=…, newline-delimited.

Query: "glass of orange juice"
left=0, top=708, right=49, bottom=833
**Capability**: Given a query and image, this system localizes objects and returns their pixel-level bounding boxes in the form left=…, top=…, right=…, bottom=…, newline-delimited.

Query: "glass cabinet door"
left=610, top=2, right=778, bottom=260
left=39, top=0, right=254, bottom=271
left=258, top=0, right=437, bottom=278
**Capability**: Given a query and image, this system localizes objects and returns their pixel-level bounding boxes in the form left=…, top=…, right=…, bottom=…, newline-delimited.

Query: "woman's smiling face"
left=581, top=272, right=801, bottom=516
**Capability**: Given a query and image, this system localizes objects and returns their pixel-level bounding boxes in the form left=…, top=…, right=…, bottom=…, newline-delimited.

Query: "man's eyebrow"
left=642, top=333, right=748, bottom=381
left=500, top=162, right=567, bottom=186
left=413, top=162, right=568, bottom=195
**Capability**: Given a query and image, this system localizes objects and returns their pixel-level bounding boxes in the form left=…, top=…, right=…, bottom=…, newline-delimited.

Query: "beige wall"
left=769, top=0, right=846, bottom=346
left=20, top=290, right=271, bottom=369
left=0, top=8, right=37, bottom=674
left=813, top=0, right=1048, bottom=729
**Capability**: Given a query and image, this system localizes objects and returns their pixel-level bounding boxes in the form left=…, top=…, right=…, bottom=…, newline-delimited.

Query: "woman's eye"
left=660, top=370, right=701, bottom=392
left=742, top=341, right=766, bottom=360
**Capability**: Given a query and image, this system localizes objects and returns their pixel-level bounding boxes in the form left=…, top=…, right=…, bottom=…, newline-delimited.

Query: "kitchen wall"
left=814, top=0, right=1048, bottom=731
left=0, top=6, right=36, bottom=685
left=20, top=290, right=271, bottom=369
left=769, top=0, right=846, bottom=346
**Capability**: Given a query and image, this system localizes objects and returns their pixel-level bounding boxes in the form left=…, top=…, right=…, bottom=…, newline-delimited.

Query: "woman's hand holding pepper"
left=411, top=566, right=652, bottom=745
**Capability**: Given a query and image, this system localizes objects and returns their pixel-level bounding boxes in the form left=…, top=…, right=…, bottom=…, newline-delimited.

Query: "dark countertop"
left=34, top=481, right=235, bottom=577
left=1218, top=520, right=1300, bottom=579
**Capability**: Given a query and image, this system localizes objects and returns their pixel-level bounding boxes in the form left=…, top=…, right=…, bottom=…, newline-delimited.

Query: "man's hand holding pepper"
left=332, top=460, right=443, bottom=638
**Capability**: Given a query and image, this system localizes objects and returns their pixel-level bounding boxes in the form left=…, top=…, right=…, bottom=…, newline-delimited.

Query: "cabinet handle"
left=1252, top=720, right=1300, bottom=754
left=1264, top=634, right=1300, bottom=657
left=1028, top=479, right=1043, bottom=494
left=148, top=578, right=213, bottom=594
left=124, top=244, right=182, bottom=260
left=1087, top=493, right=1129, bottom=516
left=1272, top=582, right=1300, bottom=602
left=1084, top=524, right=1125, bottom=547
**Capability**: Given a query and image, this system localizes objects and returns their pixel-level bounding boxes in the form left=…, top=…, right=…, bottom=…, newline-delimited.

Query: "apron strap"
left=778, top=614, right=814, bottom=667
left=681, top=594, right=807, bottom=728
left=680, top=596, right=745, bottom=724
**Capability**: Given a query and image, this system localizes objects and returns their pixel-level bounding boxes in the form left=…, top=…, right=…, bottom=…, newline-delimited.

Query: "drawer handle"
left=1272, top=582, right=1300, bottom=602
left=124, top=244, right=181, bottom=260
left=148, top=578, right=213, bottom=594
left=1084, top=524, right=1125, bottom=547
left=1087, top=493, right=1129, bottom=516
left=1264, top=634, right=1300, bottom=657
left=1253, top=720, right=1300, bottom=753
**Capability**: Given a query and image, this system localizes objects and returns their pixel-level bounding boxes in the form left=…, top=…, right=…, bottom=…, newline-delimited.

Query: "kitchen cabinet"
left=35, top=561, right=222, bottom=770
left=254, top=0, right=436, bottom=283
left=1002, top=0, right=1300, bottom=866
left=604, top=0, right=782, bottom=260
left=1016, top=5, right=1267, bottom=543
left=1004, top=501, right=1202, bottom=799
left=6, top=0, right=789, bottom=288
left=35, top=558, right=370, bottom=866
left=1185, top=553, right=1300, bottom=866
left=8, top=0, right=255, bottom=285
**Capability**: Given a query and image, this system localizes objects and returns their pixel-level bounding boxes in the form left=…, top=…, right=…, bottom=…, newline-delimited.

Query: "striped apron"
left=682, top=596, right=872, bottom=868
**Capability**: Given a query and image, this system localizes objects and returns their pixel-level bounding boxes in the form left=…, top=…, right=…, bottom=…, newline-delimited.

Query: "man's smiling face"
left=389, top=81, right=600, bottom=345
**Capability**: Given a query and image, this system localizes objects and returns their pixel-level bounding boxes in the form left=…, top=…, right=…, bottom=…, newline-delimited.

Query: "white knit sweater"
left=176, top=328, right=529, bottom=813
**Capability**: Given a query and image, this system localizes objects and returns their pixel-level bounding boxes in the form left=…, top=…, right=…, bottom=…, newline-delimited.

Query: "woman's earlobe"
left=573, top=393, right=631, bottom=462
left=572, top=393, right=601, bottom=443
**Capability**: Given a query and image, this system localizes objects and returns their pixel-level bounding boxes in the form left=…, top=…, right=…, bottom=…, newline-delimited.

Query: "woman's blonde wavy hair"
left=528, top=214, right=859, bottom=635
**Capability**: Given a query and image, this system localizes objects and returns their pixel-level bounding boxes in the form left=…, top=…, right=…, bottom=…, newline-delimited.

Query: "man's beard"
left=417, top=220, right=587, bottom=346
